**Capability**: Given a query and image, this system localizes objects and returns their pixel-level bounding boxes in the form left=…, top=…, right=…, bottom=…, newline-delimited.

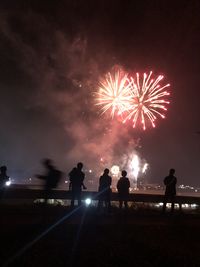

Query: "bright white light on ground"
left=85, top=198, right=92, bottom=206
left=5, top=180, right=11, bottom=186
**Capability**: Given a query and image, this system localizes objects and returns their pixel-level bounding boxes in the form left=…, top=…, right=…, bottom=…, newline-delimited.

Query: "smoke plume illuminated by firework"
left=0, top=2, right=198, bottom=188
left=96, top=69, right=170, bottom=130
left=111, top=165, right=120, bottom=176
left=130, top=154, right=140, bottom=179
left=110, top=152, right=148, bottom=183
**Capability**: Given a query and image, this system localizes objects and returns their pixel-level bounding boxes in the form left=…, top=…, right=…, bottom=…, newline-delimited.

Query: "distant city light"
left=191, top=204, right=198, bottom=208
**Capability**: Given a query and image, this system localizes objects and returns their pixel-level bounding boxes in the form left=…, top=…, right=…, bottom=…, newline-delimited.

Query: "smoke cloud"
left=0, top=9, right=145, bottom=186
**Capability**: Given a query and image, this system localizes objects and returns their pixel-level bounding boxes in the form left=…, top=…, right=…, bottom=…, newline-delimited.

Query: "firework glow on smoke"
left=111, top=165, right=120, bottom=176
left=130, top=154, right=140, bottom=180
left=96, top=69, right=170, bottom=130
left=109, top=153, right=148, bottom=181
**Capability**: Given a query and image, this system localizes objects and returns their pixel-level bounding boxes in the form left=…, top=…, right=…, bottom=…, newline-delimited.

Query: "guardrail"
left=2, top=188, right=200, bottom=206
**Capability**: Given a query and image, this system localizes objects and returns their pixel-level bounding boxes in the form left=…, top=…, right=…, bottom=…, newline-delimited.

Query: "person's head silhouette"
left=0, top=166, right=7, bottom=174
left=122, top=170, right=127, bottom=177
left=77, top=162, right=83, bottom=170
left=103, top=168, right=109, bottom=175
left=169, top=168, right=175, bottom=175
left=42, top=159, right=53, bottom=169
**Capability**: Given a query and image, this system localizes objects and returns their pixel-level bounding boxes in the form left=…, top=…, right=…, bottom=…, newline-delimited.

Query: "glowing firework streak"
left=130, top=155, right=140, bottom=180
left=124, top=72, right=170, bottom=130
left=142, top=163, right=148, bottom=174
left=95, top=68, right=133, bottom=117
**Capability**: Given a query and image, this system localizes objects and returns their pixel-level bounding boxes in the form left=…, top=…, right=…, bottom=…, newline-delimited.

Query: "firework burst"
left=124, top=71, right=170, bottom=130
left=95, top=69, right=170, bottom=130
left=95, top=68, right=132, bottom=117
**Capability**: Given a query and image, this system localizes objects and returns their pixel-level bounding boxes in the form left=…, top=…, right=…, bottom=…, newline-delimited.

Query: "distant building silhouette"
left=117, top=170, right=130, bottom=209
left=68, top=162, right=86, bottom=207
left=163, top=168, right=177, bottom=213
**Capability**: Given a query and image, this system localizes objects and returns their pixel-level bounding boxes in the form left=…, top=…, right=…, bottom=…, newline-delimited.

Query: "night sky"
left=0, top=0, right=200, bottom=186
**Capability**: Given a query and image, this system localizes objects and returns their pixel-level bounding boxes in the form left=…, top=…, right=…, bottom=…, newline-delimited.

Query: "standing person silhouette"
left=0, top=166, right=9, bottom=199
left=98, top=168, right=112, bottom=212
left=36, top=159, right=61, bottom=204
left=117, top=170, right=130, bottom=209
left=162, top=168, right=177, bottom=213
left=68, top=162, right=86, bottom=207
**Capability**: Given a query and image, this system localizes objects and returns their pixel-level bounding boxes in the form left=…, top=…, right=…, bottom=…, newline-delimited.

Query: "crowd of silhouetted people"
left=0, top=160, right=177, bottom=213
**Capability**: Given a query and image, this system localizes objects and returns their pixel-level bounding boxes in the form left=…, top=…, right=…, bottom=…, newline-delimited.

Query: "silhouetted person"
left=36, top=159, right=62, bottom=203
left=117, top=170, right=130, bottom=209
left=68, top=162, right=86, bottom=207
left=0, top=166, right=9, bottom=199
left=98, top=168, right=112, bottom=212
left=162, top=168, right=177, bottom=213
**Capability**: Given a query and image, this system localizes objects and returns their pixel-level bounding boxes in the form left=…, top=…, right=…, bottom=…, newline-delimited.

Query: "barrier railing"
left=2, top=188, right=200, bottom=205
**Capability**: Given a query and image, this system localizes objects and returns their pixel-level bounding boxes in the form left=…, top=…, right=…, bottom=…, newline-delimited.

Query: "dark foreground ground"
left=1, top=204, right=200, bottom=267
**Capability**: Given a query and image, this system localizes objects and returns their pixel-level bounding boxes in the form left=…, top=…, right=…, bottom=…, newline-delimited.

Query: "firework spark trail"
left=142, top=163, right=148, bottom=174
left=95, top=68, right=133, bottom=118
left=130, top=154, right=140, bottom=180
left=124, top=71, right=170, bottom=130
